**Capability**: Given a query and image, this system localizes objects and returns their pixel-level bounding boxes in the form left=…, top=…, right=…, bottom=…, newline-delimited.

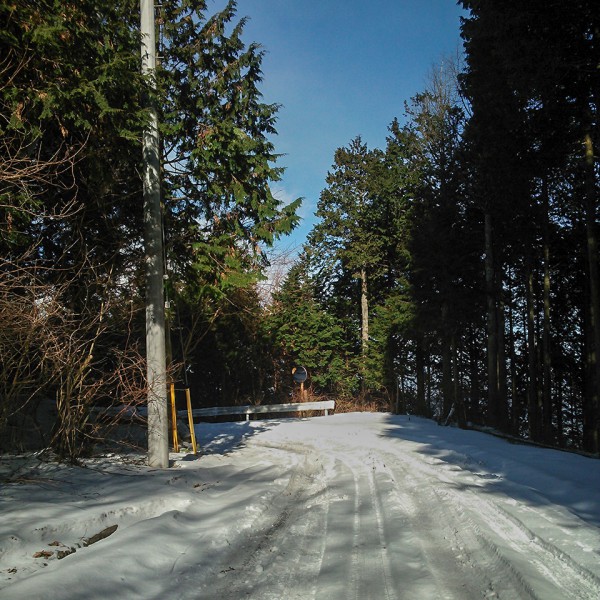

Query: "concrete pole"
left=141, top=0, right=169, bottom=468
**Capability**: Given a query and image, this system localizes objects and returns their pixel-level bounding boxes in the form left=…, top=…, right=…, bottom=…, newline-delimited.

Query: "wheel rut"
left=204, top=444, right=330, bottom=600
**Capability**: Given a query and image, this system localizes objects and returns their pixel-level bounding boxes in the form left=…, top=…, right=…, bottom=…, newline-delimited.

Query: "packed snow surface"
left=1, top=412, right=599, bottom=599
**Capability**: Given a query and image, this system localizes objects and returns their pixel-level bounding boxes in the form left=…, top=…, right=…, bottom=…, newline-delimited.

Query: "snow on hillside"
left=1, top=412, right=599, bottom=599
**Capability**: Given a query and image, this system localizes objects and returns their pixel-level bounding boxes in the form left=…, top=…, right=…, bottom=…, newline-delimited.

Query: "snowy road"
left=2, top=413, right=600, bottom=599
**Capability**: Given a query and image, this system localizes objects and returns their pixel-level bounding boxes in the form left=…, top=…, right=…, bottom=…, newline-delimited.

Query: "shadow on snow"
left=379, top=414, right=600, bottom=528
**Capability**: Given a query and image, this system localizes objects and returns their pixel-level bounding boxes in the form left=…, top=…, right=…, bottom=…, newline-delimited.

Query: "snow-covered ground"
left=1, top=412, right=599, bottom=599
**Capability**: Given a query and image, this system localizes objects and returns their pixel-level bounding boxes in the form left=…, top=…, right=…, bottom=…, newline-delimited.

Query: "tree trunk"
left=468, top=327, right=481, bottom=422
left=507, top=271, right=520, bottom=433
left=359, top=266, right=369, bottom=398
left=485, top=212, right=499, bottom=426
left=441, top=334, right=453, bottom=421
left=440, top=302, right=454, bottom=421
left=360, top=266, right=369, bottom=354
left=452, top=335, right=466, bottom=427
left=556, top=377, right=564, bottom=447
left=426, top=360, right=432, bottom=415
left=541, top=177, right=553, bottom=444
left=415, top=333, right=427, bottom=416
left=497, top=298, right=508, bottom=430
left=583, top=133, right=600, bottom=453
left=526, top=263, right=540, bottom=441
left=142, top=0, right=169, bottom=469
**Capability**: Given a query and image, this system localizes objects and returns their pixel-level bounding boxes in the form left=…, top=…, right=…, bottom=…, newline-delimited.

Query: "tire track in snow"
left=184, top=419, right=600, bottom=600
left=347, top=456, right=392, bottom=600
left=317, top=451, right=396, bottom=600
left=262, top=449, right=330, bottom=600
left=456, top=487, right=600, bottom=600
left=307, top=447, right=401, bottom=599
left=316, top=437, right=509, bottom=599
left=356, top=454, right=395, bottom=600
left=372, top=449, right=521, bottom=600
left=203, top=444, right=329, bottom=600
left=378, top=441, right=600, bottom=600
left=312, top=457, right=357, bottom=599
left=364, top=455, right=396, bottom=600
left=349, top=464, right=361, bottom=600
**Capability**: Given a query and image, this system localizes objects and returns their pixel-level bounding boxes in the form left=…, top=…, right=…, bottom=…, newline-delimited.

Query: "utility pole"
left=141, top=0, right=169, bottom=468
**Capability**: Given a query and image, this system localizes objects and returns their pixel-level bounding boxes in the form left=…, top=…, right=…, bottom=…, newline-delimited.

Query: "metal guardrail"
left=178, top=400, right=335, bottom=421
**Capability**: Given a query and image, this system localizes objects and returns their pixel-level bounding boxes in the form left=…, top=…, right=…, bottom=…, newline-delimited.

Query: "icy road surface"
left=1, top=413, right=600, bottom=599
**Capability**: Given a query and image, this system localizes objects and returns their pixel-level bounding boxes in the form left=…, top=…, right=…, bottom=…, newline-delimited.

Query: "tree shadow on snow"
left=379, top=414, right=600, bottom=528
left=193, top=419, right=278, bottom=456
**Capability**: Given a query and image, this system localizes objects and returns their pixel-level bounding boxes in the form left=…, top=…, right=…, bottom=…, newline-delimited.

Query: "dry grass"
left=334, top=396, right=390, bottom=414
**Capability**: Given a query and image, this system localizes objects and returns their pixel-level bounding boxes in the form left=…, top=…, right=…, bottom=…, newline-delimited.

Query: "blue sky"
left=216, top=1, right=467, bottom=252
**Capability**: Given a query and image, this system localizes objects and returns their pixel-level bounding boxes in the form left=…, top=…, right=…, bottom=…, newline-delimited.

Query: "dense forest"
left=1, top=1, right=598, bottom=459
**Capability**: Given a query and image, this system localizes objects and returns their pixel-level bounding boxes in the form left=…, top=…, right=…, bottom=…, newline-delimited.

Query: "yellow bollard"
left=185, top=388, right=198, bottom=454
left=170, top=382, right=179, bottom=453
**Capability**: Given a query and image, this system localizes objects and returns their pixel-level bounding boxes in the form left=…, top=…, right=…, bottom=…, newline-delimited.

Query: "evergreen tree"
left=1, top=0, right=148, bottom=458
left=0, top=0, right=145, bottom=268
left=459, top=0, right=600, bottom=448
left=263, top=256, right=351, bottom=398
left=154, top=0, right=301, bottom=403
left=158, top=0, right=300, bottom=297
left=400, top=79, right=475, bottom=424
left=0, top=0, right=301, bottom=452
left=308, top=137, right=387, bottom=395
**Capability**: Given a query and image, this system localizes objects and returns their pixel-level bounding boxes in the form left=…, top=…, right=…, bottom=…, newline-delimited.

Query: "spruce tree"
left=158, top=0, right=300, bottom=297
left=267, top=256, right=352, bottom=398
left=459, top=0, right=600, bottom=448
left=308, top=137, right=386, bottom=395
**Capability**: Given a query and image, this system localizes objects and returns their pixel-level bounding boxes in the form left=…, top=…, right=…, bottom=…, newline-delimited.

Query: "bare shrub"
left=0, top=254, right=148, bottom=461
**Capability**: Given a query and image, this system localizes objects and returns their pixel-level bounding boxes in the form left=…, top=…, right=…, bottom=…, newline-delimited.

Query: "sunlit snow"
left=1, top=413, right=599, bottom=599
